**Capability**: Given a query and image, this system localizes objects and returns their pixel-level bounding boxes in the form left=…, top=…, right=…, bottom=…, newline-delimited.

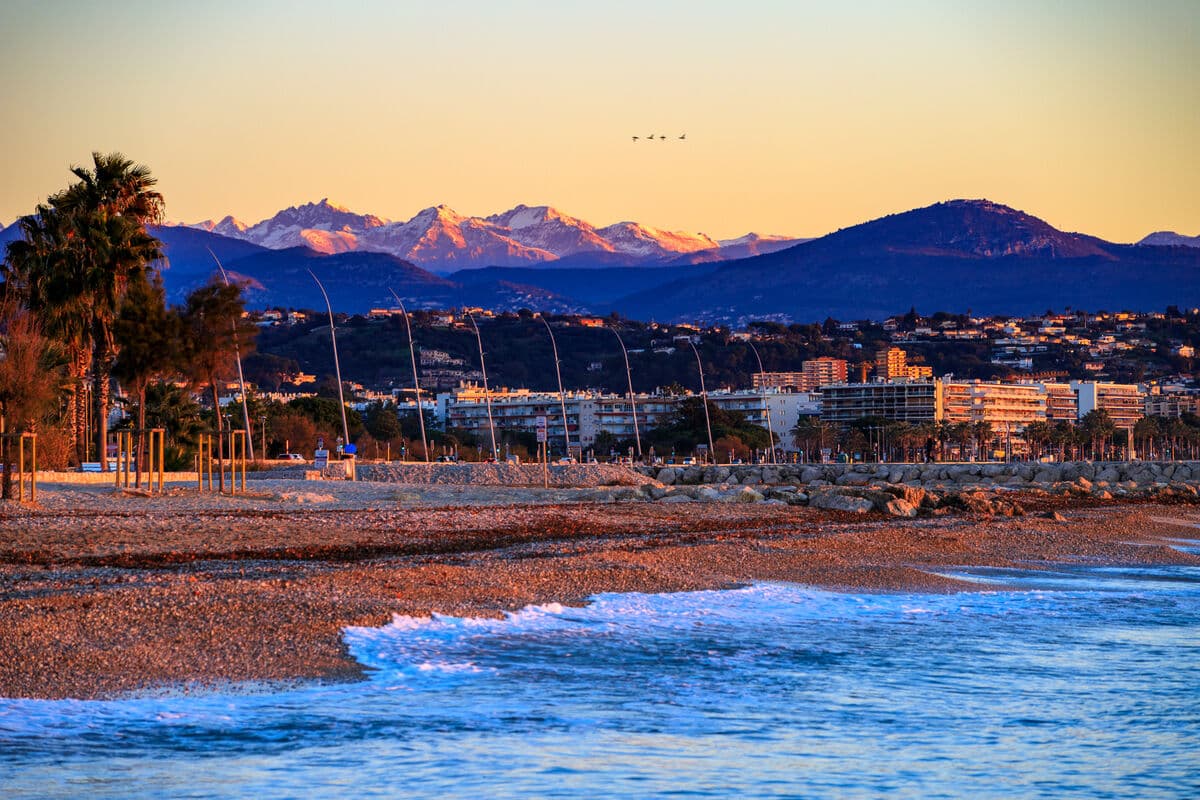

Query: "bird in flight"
left=630, top=133, right=688, bottom=142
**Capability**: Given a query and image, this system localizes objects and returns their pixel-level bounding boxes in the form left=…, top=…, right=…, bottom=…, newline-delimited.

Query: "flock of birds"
left=633, top=133, right=686, bottom=142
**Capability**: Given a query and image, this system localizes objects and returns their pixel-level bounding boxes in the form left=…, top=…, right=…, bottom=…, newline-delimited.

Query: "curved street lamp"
left=688, top=339, right=716, bottom=463
left=207, top=248, right=255, bottom=460
left=744, top=340, right=776, bottom=464
left=307, top=269, right=350, bottom=448
left=466, top=311, right=499, bottom=460
left=608, top=325, right=642, bottom=458
left=538, top=315, right=573, bottom=459
left=389, top=289, right=430, bottom=462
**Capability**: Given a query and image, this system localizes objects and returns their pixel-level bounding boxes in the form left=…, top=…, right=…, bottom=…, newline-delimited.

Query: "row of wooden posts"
left=0, top=432, right=38, bottom=503
left=2, top=427, right=253, bottom=504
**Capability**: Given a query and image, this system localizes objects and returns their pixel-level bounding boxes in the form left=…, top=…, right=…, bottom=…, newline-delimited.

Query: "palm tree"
left=4, top=154, right=165, bottom=467
left=1133, top=416, right=1161, bottom=460
left=1022, top=421, right=1054, bottom=460
left=1080, top=409, right=1116, bottom=460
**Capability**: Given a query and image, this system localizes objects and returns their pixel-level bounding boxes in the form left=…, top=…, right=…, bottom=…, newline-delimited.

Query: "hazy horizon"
left=2, top=0, right=1197, bottom=241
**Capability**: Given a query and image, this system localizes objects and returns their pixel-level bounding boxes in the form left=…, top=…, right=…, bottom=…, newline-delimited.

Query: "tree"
left=791, top=415, right=835, bottom=461
left=113, top=272, right=179, bottom=485
left=646, top=396, right=772, bottom=461
left=0, top=300, right=66, bottom=499
left=4, top=205, right=94, bottom=463
left=1080, top=409, right=1116, bottom=460
left=1022, top=421, right=1054, bottom=460
left=3, top=153, right=165, bottom=468
left=177, top=280, right=256, bottom=491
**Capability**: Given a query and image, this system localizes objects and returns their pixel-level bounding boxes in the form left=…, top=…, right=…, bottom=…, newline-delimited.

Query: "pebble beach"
left=3, top=472, right=1199, bottom=700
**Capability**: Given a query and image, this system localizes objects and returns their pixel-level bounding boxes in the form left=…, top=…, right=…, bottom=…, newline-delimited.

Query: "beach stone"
left=660, top=494, right=694, bottom=503
left=884, top=497, right=919, bottom=518
left=656, top=468, right=678, bottom=485
left=835, top=472, right=872, bottom=487
left=785, top=492, right=809, bottom=506
left=809, top=492, right=874, bottom=514
left=680, top=466, right=703, bottom=484
left=727, top=487, right=765, bottom=504
left=799, top=466, right=824, bottom=484
left=761, top=467, right=780, bottom=484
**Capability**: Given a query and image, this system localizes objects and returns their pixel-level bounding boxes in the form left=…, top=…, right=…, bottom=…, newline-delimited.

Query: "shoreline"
left=3, top=481, right=1199, bottom=701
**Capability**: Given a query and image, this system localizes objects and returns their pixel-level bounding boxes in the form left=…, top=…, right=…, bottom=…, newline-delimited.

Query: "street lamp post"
left=688, top=340, right=716, bottom=464
left=467, top=311, right=499, bottom=460
left=744, top=341, right=776, bottom=464
left=207, top=248, right=255, bottom=460
left=608, top=326, right=642, bottom=459
left=538, top=315, right=572, bottom=459
left=389, top=289, right=430, bottom=463
left=307, top=269, right=351, bottom=449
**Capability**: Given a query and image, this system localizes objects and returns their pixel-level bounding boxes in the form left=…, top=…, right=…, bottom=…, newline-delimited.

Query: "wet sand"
left=2, top=481, right=1199, bottom=699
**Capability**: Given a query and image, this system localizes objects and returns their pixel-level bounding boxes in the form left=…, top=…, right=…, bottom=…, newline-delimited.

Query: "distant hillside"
left=610, top=200, right=1200, bottom=322
left=1138, top=231, right=1200, bottom=248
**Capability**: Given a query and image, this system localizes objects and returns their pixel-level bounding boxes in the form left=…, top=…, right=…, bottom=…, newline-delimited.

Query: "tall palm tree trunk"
left=93, top=335, right=113, bottom=472
left=72, top=349, right=89, bottom=465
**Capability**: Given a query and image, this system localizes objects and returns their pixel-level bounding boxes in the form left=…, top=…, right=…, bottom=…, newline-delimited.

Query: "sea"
left=2, top=550, right=1199, bottom=798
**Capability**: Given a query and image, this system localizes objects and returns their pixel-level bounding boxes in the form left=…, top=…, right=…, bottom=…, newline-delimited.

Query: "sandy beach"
left=3, top=478, right=1199, bottom=700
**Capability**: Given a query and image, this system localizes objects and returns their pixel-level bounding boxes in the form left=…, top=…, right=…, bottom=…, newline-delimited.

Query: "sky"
left=1, top=0, right=1197, bottom=241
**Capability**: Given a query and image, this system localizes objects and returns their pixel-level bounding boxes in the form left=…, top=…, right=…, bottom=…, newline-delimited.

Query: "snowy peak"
left=181, top=200, right=797, bottom=269
left=598, top=221, right=719, bottom=259
left=1138, top=231, right=1200, bottom=248
left=189, top=215, right=249, bottom=238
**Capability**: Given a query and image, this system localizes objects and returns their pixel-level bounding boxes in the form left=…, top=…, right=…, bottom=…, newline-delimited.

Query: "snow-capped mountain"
left=181, top=200, right=799, bottom=270
left=1138, top=231, right=1200, bottom=248
left=190, top=215, right=250, bottom=238
left=358, top=204, right=557, bottom=269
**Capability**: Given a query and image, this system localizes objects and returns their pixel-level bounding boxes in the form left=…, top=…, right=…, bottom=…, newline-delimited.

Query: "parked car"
left=281, top=453, right=305, bottom=462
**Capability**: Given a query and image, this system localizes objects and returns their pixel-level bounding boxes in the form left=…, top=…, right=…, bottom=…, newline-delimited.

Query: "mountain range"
left=2, top=202, right=1198, bottom=322
left=183, top=199, right=802, bottom=270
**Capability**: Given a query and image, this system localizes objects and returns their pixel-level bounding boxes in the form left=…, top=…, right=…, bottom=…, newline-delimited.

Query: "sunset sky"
left=1, top=0, right=1197, bottom=241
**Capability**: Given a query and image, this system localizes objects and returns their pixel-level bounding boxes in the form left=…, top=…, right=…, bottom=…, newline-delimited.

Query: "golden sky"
left=1, top=0, right=1197, bottom=241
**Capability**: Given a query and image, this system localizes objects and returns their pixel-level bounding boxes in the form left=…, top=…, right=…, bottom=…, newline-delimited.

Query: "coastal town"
left=204, top=305, right=1200, bottom=464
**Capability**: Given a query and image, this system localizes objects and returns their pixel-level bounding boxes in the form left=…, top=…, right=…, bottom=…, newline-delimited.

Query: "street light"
left=389, top=289, right=430, bottom=463
left=307, top=269, right=351, bottom=448
left=687, top=339, right=716, bottom=464
left=538, top=315, right=572, bottom=459
left=466, top=311, right=499, bottom=460
left=608, top=325, right=642, bottom=459
left=207, top=248, right=255, bottom=460
left=742, top=340, right=776, bottom=464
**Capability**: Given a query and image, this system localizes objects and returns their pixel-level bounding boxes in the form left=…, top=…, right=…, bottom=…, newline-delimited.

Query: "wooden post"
left=155, top=428, right=165, bottom=493
left=29, top=434, right=36, bottom=504
left=17, top=434, right=24, bottom=503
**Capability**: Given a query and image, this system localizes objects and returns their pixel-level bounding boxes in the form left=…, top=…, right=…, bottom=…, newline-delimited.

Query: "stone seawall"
left=356, top=462, right=649, bottom=488
left=618, top=460, right=1200, bottom=517
left=642, top=461, right=1200, bottom=491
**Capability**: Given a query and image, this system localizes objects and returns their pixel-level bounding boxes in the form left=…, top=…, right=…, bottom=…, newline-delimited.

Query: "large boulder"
left=809, top=492, right=875, bottom=514
left=656, top=467, right=679, bottom=485
left=884, top=497, right=919, bottom=518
